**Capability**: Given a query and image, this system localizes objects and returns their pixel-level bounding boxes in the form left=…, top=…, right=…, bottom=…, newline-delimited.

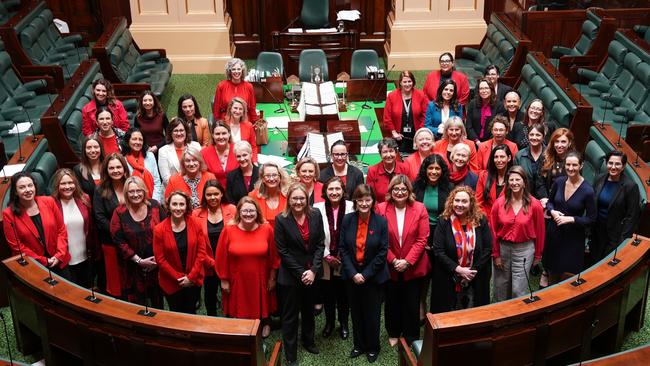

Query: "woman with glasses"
left=157, top=118, right=202, bottom=186
left=339, top=184, right=389, bottom=363
left=366, top=138, right=411, bottom=204
left=319, top=140, right=365, bottom=199
left=423, top=52, right=470, bottom=106
left=476, top=116, right=519, bottom=171
left=165, top=146, right=216, bottom=209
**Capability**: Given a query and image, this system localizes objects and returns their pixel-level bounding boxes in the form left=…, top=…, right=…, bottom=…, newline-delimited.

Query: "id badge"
left=403, top=126, right=412, bottom=133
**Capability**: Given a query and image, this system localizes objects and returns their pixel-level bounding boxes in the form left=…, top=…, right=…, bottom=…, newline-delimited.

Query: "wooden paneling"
left=522, top=9, right=586, bottom=57
left=45, top=0, right=102, bottom=40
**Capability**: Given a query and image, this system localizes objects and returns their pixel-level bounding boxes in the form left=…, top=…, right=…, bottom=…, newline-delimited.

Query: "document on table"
left=0, top=163, right=26, bottom=177
left=7, top=122, right=31, bottom=135
left=267, top=116, right=291, bottom=129
left=305, top=28, right=337, bottom=33
left=288, top=28, right=303, bottom=33
left=361, top=143, right=379, bottom=154
left=258, top=154, right=292, bottom=168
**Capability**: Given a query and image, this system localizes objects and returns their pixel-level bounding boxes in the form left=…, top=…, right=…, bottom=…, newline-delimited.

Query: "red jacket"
left=164, top=172, right=217, bottom=202
left=201, top=144, right=239, bottom=189
left=476, top=139, right=519, bottom=172
left=366, top=161, right=411, bottom=203
left=81, top=99, right=129, bottom=136
left=383, top=89, right=428, bottom=134
left=422, top=70, right=470, bottom=106
left=153, top=216, right=207, bottom=295
left=432, top=139, right=480, bottom=172
left=224, top=118, right=258, bottom=162
left=213, top=79, right=258, bottom=122
left=375, top=201, right=430, bottom=281
left=191, top=204, right=236, bottom=274
left=2, top=196, right=71, bottom=268
left=476, top=170, right=506, bottom=216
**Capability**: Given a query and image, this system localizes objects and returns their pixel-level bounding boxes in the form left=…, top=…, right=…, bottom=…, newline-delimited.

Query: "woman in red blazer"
left=153, top=191, right=207, bottom=314
left=422, top=52, right=470, bottom=106
left=224, top=97, right=258, bottom=162
left=201, top=121, right=239, bottom=189
left=192, top=179, right=236, bottom=316
left=165, top=145, right=217, bottom=209
left=384, top=71, right=428, bottom=154
left=476, top=144, right=514, bottom=216
left=375, top=174, right=430, bottom=347
left=3, top=172, right=71, bottom=276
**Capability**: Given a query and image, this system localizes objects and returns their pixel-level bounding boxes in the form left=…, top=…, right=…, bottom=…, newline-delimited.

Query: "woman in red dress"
left=201, top=121, right=238, bottom=189
left=224, top=97, right=258, bottom=162
left=215, top=196, right=279, bottom=337
left=213, top=58, right=258, bottom=122
left=249, top=162, right=289, bottom=228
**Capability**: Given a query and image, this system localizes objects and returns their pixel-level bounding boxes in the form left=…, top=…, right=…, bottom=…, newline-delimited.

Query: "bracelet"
left=136, top=257, right=142, bottom=264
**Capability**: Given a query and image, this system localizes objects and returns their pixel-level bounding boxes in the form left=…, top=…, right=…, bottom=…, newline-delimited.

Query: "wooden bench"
left=3, top=256, right=281, bottom=366
left=399, top=236, right=650, bottom=366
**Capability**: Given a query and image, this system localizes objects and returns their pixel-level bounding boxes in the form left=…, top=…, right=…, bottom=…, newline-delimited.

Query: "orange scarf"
left=126, top=152, right=154, bottom=199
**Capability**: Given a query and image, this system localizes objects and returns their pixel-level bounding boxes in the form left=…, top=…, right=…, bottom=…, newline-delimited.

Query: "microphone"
left=13, top=120, right=24, bottom=162
left=599, top=97, right=608, bottom=130
left=137, top=269, right=156, bottom=317
left=273, top=126, right=289, bottom=156
left=25, top=108, right=39, bottom=143
left=617, top=115, right=626, bottom=147
left=84, top=249, right=101, bottom=303
left=0, top=313, right=14, bottom=365
left=1, top=168, right=8, bottom=184
left=570, top=269, right=586, bottom=286
left=38, top=237, right=59, bottom=286
left=633, top=234, right=641, bottom=246
left=358, top=64, right=395, bottom=111
left=355, top=116, right=377, bottom=170
left=608, top=245, right=621, bottom=266
left=258, top=79, right=286, bottom=114
left=522, top=257, right=540, bottom=304
left=10, top=222, right=28, bottom=266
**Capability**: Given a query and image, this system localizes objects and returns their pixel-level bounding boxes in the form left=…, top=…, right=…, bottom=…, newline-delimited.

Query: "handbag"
left=253, top=118, right=269, bottom=145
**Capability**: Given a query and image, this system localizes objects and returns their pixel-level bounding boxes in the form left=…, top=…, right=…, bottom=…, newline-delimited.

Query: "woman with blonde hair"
left=404, top=128, right=435, bottom=181
left=431, top=186, right=492, bottom=312
left=249, top=161, right=290, bottom=228
left=165, top=146, right=216, bottom=209
left=224, top=97, right=258, bottom=161
left=447, top=143, right=478, bottom=189
left=295, top=157, right=324, bottom=205
left=432, top=116, right=479, bottom=171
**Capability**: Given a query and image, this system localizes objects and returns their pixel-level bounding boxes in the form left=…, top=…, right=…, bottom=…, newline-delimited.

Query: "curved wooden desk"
left=399, top=236, right=650, bottom=366
left=3, top=256, right=281, bottom=366
left=571, top=343, right=650, bottom=365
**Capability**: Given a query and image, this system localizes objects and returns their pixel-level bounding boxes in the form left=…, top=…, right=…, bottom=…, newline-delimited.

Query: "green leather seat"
left=299, top=49, right=328, bottom=82
left=256, top=51, right=283, bottom=77
left=585, top=53, right=641, bottom=108
left=583, top=140, right=606, bottom=185
left=300, top=0, right=329, bottom=29
left=550, top=10, right=600, bottom=67
left=0, top=47, right=54, bottom=110
left=350, top=49, right=379, bottom=79
left=601, top=63, right=650, bottom=124
left=412, top=340, right=423, bottom=359
left=32, top=151, right=58, bottom=195
left=634, top=24, right=650, bottom=43
left=575, top=40, right=627, bottom=97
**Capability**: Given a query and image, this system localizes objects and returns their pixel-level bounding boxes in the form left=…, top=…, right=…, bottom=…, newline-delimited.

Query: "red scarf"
left=449, top=164, right=469, bottom=185
left=126, top=152, right=154, bottom=199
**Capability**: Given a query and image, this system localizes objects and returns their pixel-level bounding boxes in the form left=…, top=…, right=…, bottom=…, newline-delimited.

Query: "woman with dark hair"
left=376, top=175, right=430, bottom=347
left=110, top=176, right=166, bottom=307
left=158, top=117, right=202, bottom=185
left=51, top=169, right=95, bottom=287
left=216, top=196, right=279, bottom=337
left=519, top=99, right=555, bottom=149
left=476, top=144, right=513, bottom=215
left=431, top=186, right=492, bottom=312
left=484, top=64, right=513, bottom=102
left=536, top=128, right=575, bottom=203
left=319, top=140, right=365, bottom=199
left=313, top=177, right=352, bottom=339
left=226, top=141, right=259, bottom=205
left=74, top=136, right=105, bottom=199
left=339, top=184, right=389, bottom=363
left=201, top=121, right=239, bottom=189
left=3, top=172, right=70, bottom=276
left=384, top=70, right=428, bottom=153
left=275, top=183, right=325, bottom=365
left=545, top=151, right=596, bottom=284
left=81, top=78, right=129, bottom=136
left=490, top=166, right=545, bottom=301
left=224, top=96, right=258, bottom=161
left=135, top=90, right=168, bottom=154
left=466, top=78, right=505, bottom=142
left=177, top=94, right=210, bottom=146
left=404, top=128, right=435, bottom=181
left=154, top=191, right=207, bottom=313
left=432, top=117, right=479, bottom=172
left=590, top=151, right=641, bottom=265
left=93, top=153, right=131, bottom=296
left=213, top=58, right=258, bottom=122
left=165, top=146, right=217, bottom=210
left=295, top=157, right=324, bottom=205
left=476, top=116, right=519, bottom=171
left=514, top=123, right=546, bottom=185
left=91, top=107, right=125, bottom=155
left=366, top=138, right=411, bottom=204
left=423, top=52, right=470, bottom=106
left=122, top=127, right=163, bottom=202
left=192, top=179, right=236, bottom=316
left=499, top=91, right=526, bottom=147
left=424, top=79, right=463, bottom=137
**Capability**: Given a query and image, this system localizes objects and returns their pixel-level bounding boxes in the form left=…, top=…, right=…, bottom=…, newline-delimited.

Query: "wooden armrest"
left=398, top=338, right=418, bottom=366
left=267, top=340, right=282, bottom=366
left=559, top=55, right=599, bottom=81
left=139, top=48, right=166, bottom=58
left=455, top=44, right=481, bottom=58
left=18, top=65, right=65, bottom=90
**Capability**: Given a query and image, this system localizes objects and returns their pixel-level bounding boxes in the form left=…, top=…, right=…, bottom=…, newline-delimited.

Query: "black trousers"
left=279, top=283, right=316, bottom=362
left=322, top=276, right=349, bottom=327
left=347, top=281, right=383, bottom=354
left=203, top=274, right=220, bottom=316
left=385, top=276, right=422, bottom=344
left=588, top=221, right=616, bottom=267
left=166, top=287, right=200, bottom=314
left=68, top=259, right=92, bottom=288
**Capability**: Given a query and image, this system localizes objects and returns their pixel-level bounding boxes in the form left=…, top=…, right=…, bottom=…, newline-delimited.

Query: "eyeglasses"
left=332, top=153, right=348, bottom=158
left=127, top=189, right=144, bottom=195
left=240, top=209, right=257, bottom=214
left=391, top=187, right=409, bottom=193
left=439, top=59, right=453, bottom=64
left=264, top=173, right=279, bottom=179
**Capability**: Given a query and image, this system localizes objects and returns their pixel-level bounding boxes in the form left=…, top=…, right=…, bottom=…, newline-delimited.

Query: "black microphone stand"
left=608, top=245, right=621, bottom=266
left=522, top=257, right=540, bottom=304
left=258, top=79, right=287, bottom=114
left=10, top=222, right=28, bottom=266
left=358, top=64, right=395, bottom=110
left=0, top=313, right=14, bottom=366
left=39, top=237, right=58, bottom=286
left=137, top=269, right=156, bottom=317
left=85, top=249, right=101, bottom=303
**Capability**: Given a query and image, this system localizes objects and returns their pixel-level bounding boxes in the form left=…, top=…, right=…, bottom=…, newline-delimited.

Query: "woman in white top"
left=157, top=117, right=202, bottom=185
left=313, top=176, right=353, bottom=340
left=51, top=168, right=96, bottom=288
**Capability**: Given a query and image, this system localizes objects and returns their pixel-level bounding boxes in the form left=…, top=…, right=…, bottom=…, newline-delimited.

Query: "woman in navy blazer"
left=339, top=184, right=389, bottom=363
left=275, top=183, right=325, bottom=365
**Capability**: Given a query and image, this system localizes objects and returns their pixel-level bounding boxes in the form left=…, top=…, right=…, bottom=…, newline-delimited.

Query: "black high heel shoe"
left=322, top=323, right=334, bottom=337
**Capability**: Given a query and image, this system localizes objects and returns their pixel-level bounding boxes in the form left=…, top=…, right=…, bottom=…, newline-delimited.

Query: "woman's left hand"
left=554, top=215, right=574, bottom=226
left=177, top=276, right=193, bottom=287
left=47, top=257, right=60, bottom=268
left=267, top=277, right=277, bottom=291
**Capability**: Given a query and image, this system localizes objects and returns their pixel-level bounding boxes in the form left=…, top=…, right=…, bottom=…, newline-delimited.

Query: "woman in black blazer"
left=590, top=151, right=641, bottom=265
left=339, top=184, right=389, bottom=364
left=74, top=136, right=105, bottom=200
left=466, top=77, right=505, bottom=142
left=275, top=183, right=325, bottom=366
left=319, top=140, right=365, bottom=199
left=226, top=141, right=259, bottom=205
left=431, top=186, right=492, bottom=313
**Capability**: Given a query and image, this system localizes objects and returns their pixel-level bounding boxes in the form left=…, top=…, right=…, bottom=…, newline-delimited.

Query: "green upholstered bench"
left=549, top=9, right=602, bottom=68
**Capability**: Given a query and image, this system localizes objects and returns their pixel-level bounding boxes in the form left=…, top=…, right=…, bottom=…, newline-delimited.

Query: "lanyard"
left=402, top=97, right=412, bottom=118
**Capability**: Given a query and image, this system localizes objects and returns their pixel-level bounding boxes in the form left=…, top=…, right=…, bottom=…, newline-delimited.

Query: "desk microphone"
left=38, top=237, right=58, bottom=286
left=522, top=257, right=540, bottom=304
left=570, top=269, right=586, bottom=286
left=273, top=126, right=290, bottom=156
left=13, top=120, right=24, bottom=162
left=10, top=222, right=28, bottom=266
left=137, top=269, right=156, bottom=317
left=608, top=245, right=621, bottom=266
left=84, top=248, right=101, bottom=304
left=0, top=313, right=14, bottom=366
left=633, top=234, right=641, bottom=246
left=358, top=64, right=395, bottom=111
left=258, top=80, right=287, bottom=114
